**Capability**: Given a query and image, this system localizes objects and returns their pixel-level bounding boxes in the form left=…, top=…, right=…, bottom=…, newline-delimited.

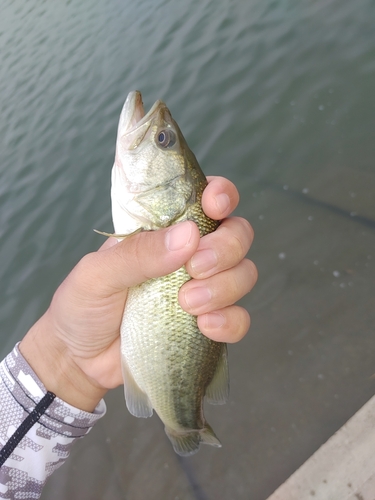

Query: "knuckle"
left=122, top=232, right=154, bottom=281
left=129, top=233, right=145, bottom=269
left=234, top=217, right=254, bottom=248
left=66, top=252, right=99, bottom=292
left=236, top=308, right=251, bottom=340
left=214, top=272, right=241, bottom=308
left=202, top=305, right=250, bottom=343
left=220, top=225, right=246, bottom=262
left=242, top=218, right=255, bottom=244
left=234, top=259, right=257, bottom=292
left=75, top=252, right=98, bottom=278
left=227, top=307, right=250, bottom=342
left=246, top=259, right=258, bottom=284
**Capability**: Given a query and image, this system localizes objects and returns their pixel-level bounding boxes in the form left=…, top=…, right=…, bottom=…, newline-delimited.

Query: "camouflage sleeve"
left=0, top=344, right=106, bottom=499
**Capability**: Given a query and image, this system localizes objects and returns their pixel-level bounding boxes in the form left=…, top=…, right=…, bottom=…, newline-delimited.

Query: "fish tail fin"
left=165, top=424, right=221, bottom=456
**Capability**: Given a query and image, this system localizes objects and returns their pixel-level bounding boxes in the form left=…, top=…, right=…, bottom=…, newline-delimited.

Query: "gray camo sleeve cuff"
left=0, top=344, right=107, bottom=499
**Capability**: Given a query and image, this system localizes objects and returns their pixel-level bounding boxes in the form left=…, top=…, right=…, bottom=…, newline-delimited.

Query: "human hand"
left=20, top=176, right=257, bottom=412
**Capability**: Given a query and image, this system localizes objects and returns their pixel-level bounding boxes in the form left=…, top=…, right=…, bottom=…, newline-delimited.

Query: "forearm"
left=0, top=344, right=106, bottom=499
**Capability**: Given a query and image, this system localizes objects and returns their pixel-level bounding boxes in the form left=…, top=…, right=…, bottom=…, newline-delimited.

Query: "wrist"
left=20, top=313, right=107, bottom=412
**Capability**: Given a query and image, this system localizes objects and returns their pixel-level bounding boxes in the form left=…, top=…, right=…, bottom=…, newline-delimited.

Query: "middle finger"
left=179, top=258, right=257, bottom=316
left=185, top=216, right=254, bottom=280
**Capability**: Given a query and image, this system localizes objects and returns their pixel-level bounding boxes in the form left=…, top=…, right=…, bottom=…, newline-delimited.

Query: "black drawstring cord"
left=0, top=391, right=56, bottom=468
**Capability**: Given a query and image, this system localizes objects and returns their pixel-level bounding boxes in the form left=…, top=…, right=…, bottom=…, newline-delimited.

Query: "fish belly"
left=120, top=265, right=224, bottom=455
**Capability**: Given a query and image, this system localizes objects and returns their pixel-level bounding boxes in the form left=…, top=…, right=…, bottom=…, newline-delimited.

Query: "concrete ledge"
left=267, top=395, right=375, bottom=500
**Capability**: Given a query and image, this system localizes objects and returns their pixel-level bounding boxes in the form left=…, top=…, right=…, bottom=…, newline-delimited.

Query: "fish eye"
left=157, top=129, right=176, bottom=148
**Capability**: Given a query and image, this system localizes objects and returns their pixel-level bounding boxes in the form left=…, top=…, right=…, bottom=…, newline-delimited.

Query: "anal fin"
left=121, top=357, right=153, bottom=418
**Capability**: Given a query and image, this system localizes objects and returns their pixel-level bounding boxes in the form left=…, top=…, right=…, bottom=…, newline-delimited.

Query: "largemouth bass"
left=110, top=91, right=229, bottom=456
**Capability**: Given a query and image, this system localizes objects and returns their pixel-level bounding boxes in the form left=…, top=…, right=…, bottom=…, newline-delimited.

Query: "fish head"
left=111, top=91, right=205, bottom=234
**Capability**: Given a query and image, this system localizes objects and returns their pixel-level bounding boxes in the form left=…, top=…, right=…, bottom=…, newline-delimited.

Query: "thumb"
left=80, top=221, right=200, bottom=293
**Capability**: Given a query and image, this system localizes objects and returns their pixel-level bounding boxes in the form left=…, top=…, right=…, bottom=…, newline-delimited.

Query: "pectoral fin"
left=93, top=228, right=143, bottom=239
left=121, top=357, right=153, bottom=418
left=205, top=344, right=229, bottom=405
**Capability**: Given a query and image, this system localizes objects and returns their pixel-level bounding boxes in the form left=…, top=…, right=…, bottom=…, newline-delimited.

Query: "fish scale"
left=110, top=91, right=229, bottom=455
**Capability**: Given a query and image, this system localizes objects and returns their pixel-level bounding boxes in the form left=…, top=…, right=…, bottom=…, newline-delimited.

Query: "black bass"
left=111, top=91, right=229, bottom=456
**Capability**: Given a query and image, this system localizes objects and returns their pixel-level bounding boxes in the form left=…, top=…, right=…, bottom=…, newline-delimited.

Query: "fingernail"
left=184, top=287, right=212, bottom=309
left=203, top=313, right=226, bottom=329
left=166, top=222, right=193, bottom=251
left=190, top=249, right=217, bottom=275
left=215, top=193, right=230, bottom=215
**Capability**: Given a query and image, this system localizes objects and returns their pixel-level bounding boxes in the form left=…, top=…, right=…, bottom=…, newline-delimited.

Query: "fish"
left=110, top=90, right=229, bottom=456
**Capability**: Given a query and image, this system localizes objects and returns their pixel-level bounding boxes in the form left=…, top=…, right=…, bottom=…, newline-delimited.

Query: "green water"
left=1, top=0, right=374, bottom=498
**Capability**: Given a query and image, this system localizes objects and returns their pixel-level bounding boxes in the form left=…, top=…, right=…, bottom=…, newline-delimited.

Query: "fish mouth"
left=118, top=91, right=167, bottom=136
